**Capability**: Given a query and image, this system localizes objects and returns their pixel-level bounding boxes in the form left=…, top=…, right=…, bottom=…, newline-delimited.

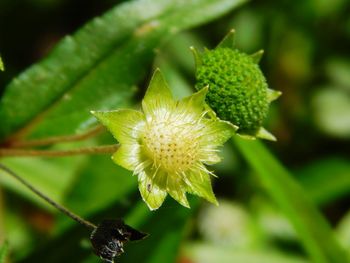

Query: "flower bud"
left=192, top=29, right=281, bottom=140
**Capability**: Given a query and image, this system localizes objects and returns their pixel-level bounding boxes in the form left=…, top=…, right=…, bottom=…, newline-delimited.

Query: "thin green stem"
left=0, top=144, right=119, bottom=158
left=0, top=163, right=96, bottom=230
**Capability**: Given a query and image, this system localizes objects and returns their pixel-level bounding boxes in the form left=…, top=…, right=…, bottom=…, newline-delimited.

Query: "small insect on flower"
left=92, top=69, right=237, bottom=210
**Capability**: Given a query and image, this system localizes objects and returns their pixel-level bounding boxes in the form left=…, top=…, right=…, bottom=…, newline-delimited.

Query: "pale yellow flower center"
left=142, top=116, right=200, bottom=173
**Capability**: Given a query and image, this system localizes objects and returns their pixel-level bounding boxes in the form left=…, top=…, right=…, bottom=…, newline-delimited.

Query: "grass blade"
left=233, top=137, right=348, bottom=263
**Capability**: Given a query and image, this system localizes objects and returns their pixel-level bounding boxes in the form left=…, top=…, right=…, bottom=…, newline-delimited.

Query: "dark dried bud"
left=90, top=219, right=148, bottom=263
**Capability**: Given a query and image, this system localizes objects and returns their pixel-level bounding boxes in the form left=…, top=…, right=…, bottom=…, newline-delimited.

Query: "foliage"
left=0, top=0, right=349, bottom=262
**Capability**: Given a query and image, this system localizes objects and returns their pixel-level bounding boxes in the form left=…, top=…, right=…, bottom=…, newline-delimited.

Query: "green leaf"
left=0, top=242, right=8, bottom=263
left=119, top=199, right=199, bottom=263
left=184, top=242, right=310, bottom=263
left=0, top=153, right=85, bottom=211
left=4, top=210, right=35, bottom=261
left=24, top=195, right=197, bottom=263
left=0, top=0, right=247, bottom=141
left=54, top=153, right=137, bottom=232
left=22, top=198, right=138, bottom=263
left=296, top=158, right=350, bottom=205
left=0, top=56, right=4, bottom=71
left=337, top=209, right=350, bottom=251
left=233, top=137, right=348, bottom=263
left=153, top=52, right=193, bottom=98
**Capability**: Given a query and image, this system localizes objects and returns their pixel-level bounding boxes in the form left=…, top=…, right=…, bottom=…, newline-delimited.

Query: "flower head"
left=191, top=29, right=281, bottom=140
left=92, top=69, right=236, bottom=210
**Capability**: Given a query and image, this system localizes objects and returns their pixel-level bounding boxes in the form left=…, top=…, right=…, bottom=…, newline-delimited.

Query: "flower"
left=92, top=69, right=237, bottom=210
left=192, top=29, right=281, bottom=141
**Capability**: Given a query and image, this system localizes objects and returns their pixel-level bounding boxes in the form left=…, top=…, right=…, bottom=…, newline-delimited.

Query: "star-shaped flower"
left=92, top=69, right=237, bottom=210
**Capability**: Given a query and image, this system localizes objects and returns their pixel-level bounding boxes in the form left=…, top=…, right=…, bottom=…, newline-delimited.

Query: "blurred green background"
left=0, top=0, right=349, bottom=262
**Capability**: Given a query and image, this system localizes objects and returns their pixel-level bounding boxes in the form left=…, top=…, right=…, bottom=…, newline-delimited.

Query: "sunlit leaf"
left=233, top=138, right=348, bottom=263
left=0, top=0, right=246, bottom=141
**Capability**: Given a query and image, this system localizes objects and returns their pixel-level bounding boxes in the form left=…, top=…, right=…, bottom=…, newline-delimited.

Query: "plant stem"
left=0, top=163, right=96, bottom=230
left=4, top=126, right=104, bottom=148
left=0, top=144, right=119, bottom=158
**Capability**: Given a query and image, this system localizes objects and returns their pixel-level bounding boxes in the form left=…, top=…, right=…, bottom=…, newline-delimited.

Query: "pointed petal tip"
left=250, top=49, right=264, bottom=63
left=151, top=67, right=163, bottom=80
left=153, top=67, right=161, bottom=74
left=90, top=110, right=102, bottom=119
left=198, top=85, right=209, bottom=94
left=148, top=205, right=159, bottom=211
left=207, top=195, right=219, bottom=206
left=143, top=194, right=164, bottom=211
left=256, top=127, right=277, bottom=141
left=90, top=110, right=106, bottom=118
left=267, top=89, right=282, bottom=102
left=143, top=68, right=174, bottom=114
left=181, top=200, right=191, bottom=209
left=237, top=133, right=257, bottom=140
left=90, top=110, right=103, bottom=116
left=190, top=46, right=202, bottom=68
left=220, top=120, right=239, bottom=133
left=229, top=122, right=239, bottom=132
left=216, top=28, right=236, bottom=49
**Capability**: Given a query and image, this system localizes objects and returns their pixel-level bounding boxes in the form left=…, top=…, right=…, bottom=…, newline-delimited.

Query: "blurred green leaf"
left=24, top=195, right=197, bottom=263
left=198, top=200, right=260, bottom=248
left=154, top=50, right=193, bottom=99
left=310, top=0, right=348, bottom=17
left=0, top=242, right=8, bottom=263
left=326, top=59, right=350, bottom=90
left=184, top=242, right=309, bottom=263
left=0, top=154, right=85, bottom=211
left=119, top=199, right=198, bottom=263
left=157, top=32, right=205, bottom=77
left=229, top=10, right=264, bottom=52
left=21, top=191, right=138, bottom=263
left=312, top=87, right=350, bottom=138
left=336, top=209, right=350, bottom=252
left=0, top=0, right=246, bottom=141
left=296, top=158, right=350, bottom=205
left=4, top=210, right=34, bottom=261
left=233, top=138, right=348, bottom=263
left=54, top=153, right=137, bottom=232
left=0, top=56, right=4, bottom=71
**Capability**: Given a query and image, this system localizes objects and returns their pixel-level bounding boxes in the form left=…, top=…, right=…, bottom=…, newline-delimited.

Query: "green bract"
left=92, top=69, right=237, bottom=210
left=192, top=29, right=281, bottom=140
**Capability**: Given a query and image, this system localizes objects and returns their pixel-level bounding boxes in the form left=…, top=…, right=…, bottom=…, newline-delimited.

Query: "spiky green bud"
left=192, top=29, right=281, bottom=140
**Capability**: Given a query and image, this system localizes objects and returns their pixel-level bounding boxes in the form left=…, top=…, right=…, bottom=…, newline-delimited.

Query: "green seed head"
left=192, top=29, right=281, bottom=140
left=196, top=48, right=268, bottom=134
